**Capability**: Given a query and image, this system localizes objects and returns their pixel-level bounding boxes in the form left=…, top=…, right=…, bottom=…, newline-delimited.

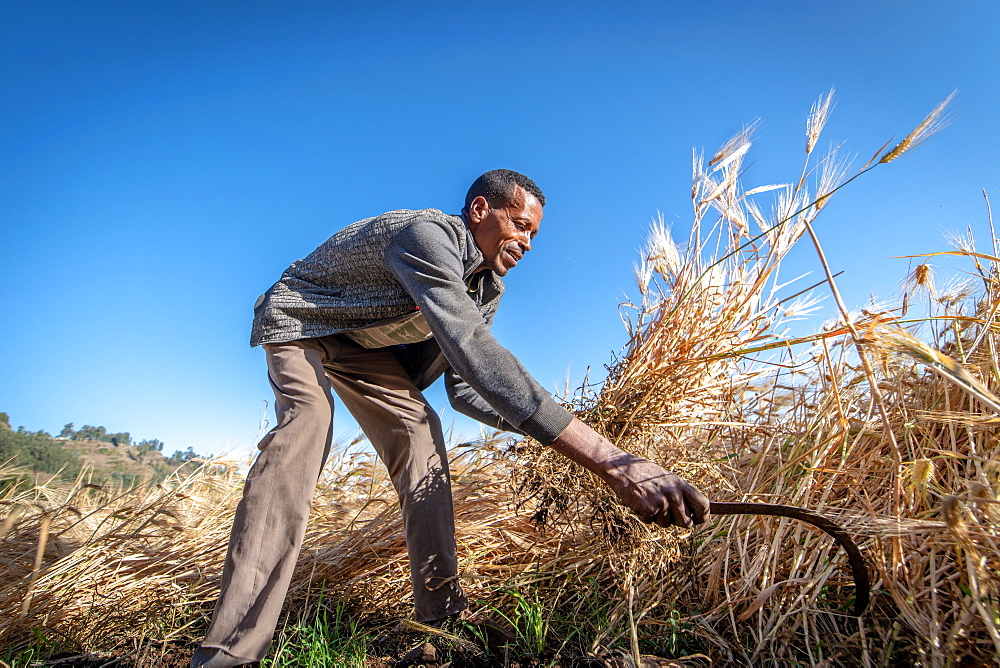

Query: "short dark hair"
left=463, top=169, right=545, bottom=213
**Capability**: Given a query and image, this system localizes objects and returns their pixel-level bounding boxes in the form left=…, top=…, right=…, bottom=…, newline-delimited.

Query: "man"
left=191, top=170, right=710, bottom=667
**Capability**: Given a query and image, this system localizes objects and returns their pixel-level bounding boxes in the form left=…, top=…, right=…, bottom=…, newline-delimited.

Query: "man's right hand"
left=547, top=418, right=710, bottom=529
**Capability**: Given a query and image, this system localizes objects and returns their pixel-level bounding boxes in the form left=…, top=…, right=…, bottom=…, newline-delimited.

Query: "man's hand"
left=548, top=418, right=710, bottom=529
left=600, top=451, right=709, bottom=528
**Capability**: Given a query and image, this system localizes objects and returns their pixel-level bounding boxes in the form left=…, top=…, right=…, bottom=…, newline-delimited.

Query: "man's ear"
left=467, top=195, right=489, bottom=224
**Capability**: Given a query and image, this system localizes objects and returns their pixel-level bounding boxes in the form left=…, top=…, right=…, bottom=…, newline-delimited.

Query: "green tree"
left=74, top=425, right=107, bottom=441
left=0, top=428, right=82, bottom=480
left=58, top=423, right=75, bottom=438
left=137, top=438, right=164, bottom=452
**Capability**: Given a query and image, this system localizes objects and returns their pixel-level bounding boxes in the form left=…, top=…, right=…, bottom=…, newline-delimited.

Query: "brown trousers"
left=199, top=335, right=468, bottom=662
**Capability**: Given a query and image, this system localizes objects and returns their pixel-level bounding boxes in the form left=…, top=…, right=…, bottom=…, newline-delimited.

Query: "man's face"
left=467, top=186, right=543, bottom=276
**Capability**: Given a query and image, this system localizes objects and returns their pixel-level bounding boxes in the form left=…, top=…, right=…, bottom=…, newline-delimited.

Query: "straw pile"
left=3, top=91, right=998, bottom=667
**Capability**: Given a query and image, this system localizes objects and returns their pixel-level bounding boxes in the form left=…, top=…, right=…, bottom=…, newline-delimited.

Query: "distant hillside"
left=0, top=412, right=206, bottom=487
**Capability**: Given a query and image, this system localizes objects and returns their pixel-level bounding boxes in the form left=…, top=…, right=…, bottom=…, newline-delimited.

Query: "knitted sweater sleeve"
left=383, top=218, right=573, bottom=445
left=444, top=368, right=525, bottom=436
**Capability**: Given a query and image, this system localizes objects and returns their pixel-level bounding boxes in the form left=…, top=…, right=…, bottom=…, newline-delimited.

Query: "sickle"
left=708, top=501, right=870, bottom=616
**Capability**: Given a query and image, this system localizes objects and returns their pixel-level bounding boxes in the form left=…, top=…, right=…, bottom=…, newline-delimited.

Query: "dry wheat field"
left=3, top=92, right=999, bottom=667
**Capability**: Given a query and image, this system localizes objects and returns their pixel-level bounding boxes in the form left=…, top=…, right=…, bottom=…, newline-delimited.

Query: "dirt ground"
left=29, top=646, right=690, bottom=667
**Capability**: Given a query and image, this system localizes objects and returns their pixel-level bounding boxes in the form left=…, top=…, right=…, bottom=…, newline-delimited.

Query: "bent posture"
left=192, top=170, right=709, bottom=667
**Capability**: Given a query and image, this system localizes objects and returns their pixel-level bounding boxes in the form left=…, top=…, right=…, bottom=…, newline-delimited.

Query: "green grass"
left=2, top=625, right=78, bottom=667
left=263, top=596, right=373, bottom=668
left=4, top=646, right=43, bottom=668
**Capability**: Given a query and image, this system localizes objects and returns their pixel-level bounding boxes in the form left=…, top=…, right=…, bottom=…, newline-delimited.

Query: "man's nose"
left=519, top=233, right=532, bottom=252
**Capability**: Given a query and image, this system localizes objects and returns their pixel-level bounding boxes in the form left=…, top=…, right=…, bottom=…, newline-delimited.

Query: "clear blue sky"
left=2, top=1, right=998, bottom=457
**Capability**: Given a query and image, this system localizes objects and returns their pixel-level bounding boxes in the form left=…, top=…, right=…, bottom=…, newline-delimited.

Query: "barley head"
left=806, top=87, right=835, bottom=154
left=879, top=91, right=956, bottom=164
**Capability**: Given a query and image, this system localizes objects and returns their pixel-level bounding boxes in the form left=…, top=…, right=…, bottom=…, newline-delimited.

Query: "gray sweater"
left=250, top=209, right=573, bottom=445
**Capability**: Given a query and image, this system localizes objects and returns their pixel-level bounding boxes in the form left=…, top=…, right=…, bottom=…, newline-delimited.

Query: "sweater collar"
left=458, top=212, right=484, bottom=279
